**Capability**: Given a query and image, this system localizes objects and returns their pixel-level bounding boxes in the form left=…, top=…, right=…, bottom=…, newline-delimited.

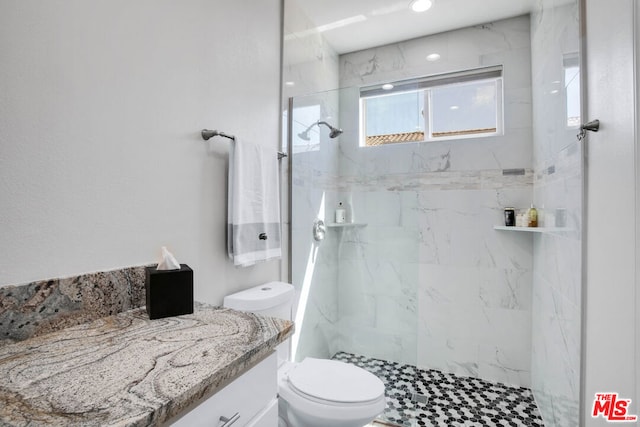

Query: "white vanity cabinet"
left=167, top=352, right=278, bottom=427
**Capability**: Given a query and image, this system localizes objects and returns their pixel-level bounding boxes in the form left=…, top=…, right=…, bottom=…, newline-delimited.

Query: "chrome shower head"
left=328, top=126, right=343, bottom=138
left=298, top=129, right=311, bottom=141
left=317, top=121, right=342, bottom=139
left=298, top=120, right=342, bottom=140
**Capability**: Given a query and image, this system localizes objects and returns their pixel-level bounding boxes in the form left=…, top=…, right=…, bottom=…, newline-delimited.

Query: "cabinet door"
left=245, top=398, right=278, bottom=427
left=168, top=352, right=277, bottom=427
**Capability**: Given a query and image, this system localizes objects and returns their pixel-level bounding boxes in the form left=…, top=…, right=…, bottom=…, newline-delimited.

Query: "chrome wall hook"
left=582, top=119, right=600, bottom=132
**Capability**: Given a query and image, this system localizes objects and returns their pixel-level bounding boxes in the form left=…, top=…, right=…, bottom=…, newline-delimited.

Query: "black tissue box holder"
left=145, top=264, right=193, bottom=320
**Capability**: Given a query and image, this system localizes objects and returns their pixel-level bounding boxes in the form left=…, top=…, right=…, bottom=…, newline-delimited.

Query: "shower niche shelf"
left=327, top=223, right=367, bottom=228
left=493, top=226, right=571, bottom=233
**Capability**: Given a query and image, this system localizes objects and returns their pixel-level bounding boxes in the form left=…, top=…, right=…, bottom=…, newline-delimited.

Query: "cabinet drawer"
left=168, top=352, right=277, bottom=427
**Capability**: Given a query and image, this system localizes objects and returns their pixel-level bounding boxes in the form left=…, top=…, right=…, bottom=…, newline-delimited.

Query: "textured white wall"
left=0, top=0, right=283, bottom=305
left=584, top=0, right=638, bottom=425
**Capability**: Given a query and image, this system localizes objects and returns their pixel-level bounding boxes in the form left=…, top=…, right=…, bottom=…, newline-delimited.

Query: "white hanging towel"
left=227, top=139, right=282, bottom=267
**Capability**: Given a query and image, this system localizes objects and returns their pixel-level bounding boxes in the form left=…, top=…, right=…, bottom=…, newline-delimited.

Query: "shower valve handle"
left=313, top=219, right=326, bottom=242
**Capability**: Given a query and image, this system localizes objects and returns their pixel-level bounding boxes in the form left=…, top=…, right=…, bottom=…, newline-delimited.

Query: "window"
left=360, top=66, right=503, bottom=146
left=563, top=54, right=581, bottom=128
left=362, top=91, right=425, bottom=145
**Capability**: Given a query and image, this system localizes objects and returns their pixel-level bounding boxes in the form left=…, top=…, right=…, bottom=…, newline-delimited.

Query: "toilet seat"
left=223, top=283, right=385, bottom=426
left=287, top=358, right=385, bottom=404
left=277, top=358, right=387, bottom=425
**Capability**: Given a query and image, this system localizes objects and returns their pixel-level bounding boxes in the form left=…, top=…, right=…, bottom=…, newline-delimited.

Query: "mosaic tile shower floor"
left=332, top=352, right=545, bottom=427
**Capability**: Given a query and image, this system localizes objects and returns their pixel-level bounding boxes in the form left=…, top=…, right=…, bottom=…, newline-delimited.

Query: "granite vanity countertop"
left=0, top=303, right=293, bottom=427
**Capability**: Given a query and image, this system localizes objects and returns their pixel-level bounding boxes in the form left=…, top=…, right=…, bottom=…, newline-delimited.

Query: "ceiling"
left=293, top=0, right=540, bottom=54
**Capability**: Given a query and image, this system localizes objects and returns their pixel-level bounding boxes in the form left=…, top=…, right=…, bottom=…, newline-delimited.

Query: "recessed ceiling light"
left=285, top=81, right=295, bottom=87
left=426, top=53, right=441, bottom=61
left=550, top=89, right=559, bottom=94
left=382, top=83, right=394, bottom=90
left=450, top=105, right=459, bottom=110
left=410, top=0, right=433, bottom=13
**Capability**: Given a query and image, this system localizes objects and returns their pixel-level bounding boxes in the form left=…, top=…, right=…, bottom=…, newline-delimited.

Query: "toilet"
left=224, top=282, right=386, bottom=427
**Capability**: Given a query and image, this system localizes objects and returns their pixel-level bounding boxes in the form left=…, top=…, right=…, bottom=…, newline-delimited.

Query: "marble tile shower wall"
left=530, top=3, right=582, bottom=426
left=0, top=266, right=145, bottom=343
left=291, top=153, right=341, bottom=361
left=282, top=0, right=339, bottom=102
left=339, top=15, right=533, bottom=176
left=283, top=0, right=342, bottom=362
left=332, top=175, right=534, bottom=387
left=333, top=16, right=536, bottom=387
left=288, top=134, right=343, bottom=363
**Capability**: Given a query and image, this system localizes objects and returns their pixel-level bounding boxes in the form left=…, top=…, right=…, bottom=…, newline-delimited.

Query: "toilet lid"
left=287, top=358, right=385, bottom=404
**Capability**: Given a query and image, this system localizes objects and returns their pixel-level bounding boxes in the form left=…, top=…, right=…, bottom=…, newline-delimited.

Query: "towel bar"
left=201, top=129, right=287, bottom=159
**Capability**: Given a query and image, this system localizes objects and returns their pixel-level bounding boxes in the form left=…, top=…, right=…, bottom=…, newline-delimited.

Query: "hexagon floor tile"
left=334, top=352, right=546, bottom=427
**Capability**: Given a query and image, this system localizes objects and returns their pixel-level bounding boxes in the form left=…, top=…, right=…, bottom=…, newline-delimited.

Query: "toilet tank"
left=223, top=281, right=294, bottom=320
left=224, top=282, right=294, bottom=366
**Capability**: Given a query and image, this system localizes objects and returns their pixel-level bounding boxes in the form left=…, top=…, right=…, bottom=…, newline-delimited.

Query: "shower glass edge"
left=289, top=86, right=420, bottom=427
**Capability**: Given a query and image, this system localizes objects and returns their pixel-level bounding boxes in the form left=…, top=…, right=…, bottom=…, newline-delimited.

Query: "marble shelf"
left=494, top=226, right=572, bottom=233
left=326, top=222, right=367, bottom=228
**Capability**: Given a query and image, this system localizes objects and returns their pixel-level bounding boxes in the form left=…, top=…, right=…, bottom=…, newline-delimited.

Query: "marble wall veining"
left=530, top=2, right=582, bottom=426
left=332, top=173, right=534, bottom=382
left=288, top=8, right=582, bottom=405
left=339, top=15, right=533, bottom=176
left=330, top=16, right=535, bottom=387
left=283, top=0, right=343, bottom=361
left=282, top=0, right=340, bottom=103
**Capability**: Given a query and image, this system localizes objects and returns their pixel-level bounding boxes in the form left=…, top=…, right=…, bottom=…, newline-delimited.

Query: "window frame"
left=359, top=65, right=504, bottom=147
left=424, top=76, right=504, bottom=142
left=562, top=53, right=581, bottom=129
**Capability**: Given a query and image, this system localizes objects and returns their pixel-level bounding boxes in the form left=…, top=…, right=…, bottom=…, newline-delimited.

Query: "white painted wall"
left=583, top=0, right=637, bottom=424
left=0, top=0, right=283, bottom=305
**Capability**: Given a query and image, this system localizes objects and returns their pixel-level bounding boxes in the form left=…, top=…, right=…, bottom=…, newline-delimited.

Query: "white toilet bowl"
left=223, top=282, right=387, bottom=427
left=277, top=358, right=386, bottom=427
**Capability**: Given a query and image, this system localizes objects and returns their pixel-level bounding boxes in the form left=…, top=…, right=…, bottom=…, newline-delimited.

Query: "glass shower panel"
left=530, top=2, right=583, bottom=425
left=289, top=88, right=342, bottom=363
left=289, top=86, right=421, bottom=426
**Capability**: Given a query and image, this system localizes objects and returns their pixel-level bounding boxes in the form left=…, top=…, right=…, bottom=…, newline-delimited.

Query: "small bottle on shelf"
left=526, top=204, right=538, bottom=227
left=335, top=202, right=346, bottom=224
left=504, top=208, right=515, bottom=226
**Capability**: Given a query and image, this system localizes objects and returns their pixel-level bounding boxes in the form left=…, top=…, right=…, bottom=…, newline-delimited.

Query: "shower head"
left=298, top=120, right=343, bottom=140
left=297, top=129, right=311, bottom=141
left=329, top=128, right=343, bottom=138
left=318, top=121, right=343, bottom=138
